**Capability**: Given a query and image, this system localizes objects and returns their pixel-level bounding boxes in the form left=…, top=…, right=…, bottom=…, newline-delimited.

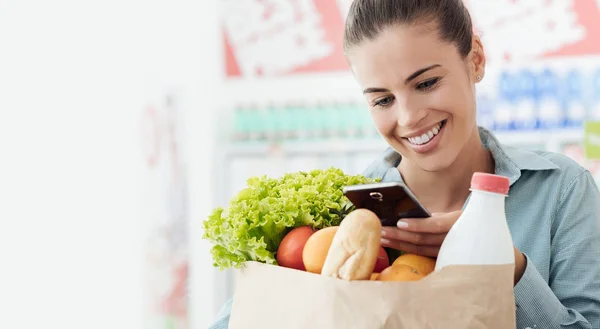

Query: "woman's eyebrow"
left=405, top=64, right=441, bottom=84
left=363, top=64, right=442, bottom=94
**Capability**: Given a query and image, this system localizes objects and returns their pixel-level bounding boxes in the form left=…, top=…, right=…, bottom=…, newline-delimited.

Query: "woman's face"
left=347, top=24, right=485, bottom=172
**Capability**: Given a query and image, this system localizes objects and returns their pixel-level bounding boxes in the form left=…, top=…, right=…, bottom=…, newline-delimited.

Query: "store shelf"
left=217, top=128, right=584, bottom=156
left=219, top=138, right=386, bottom=156
left=493, top=129, right=584, bottom=147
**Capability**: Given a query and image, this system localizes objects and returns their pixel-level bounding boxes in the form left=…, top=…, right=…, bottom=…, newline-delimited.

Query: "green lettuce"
left=202, top=167, right=377, bottom=270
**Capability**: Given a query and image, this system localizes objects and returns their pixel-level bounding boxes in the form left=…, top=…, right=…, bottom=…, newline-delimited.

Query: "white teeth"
left=407, top=122, right=443, bottom=146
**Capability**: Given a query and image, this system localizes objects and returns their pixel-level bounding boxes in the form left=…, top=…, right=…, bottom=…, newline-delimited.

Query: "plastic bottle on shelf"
left=332, top=102, right=347, bottom=138
left=475, top=93, right=495, bottom=131
left=321, top=102, right=337, bottom=139
left=495, top=71, right=516, bottom=131
left=435, top=173, right=515, bottom=271
left=243, top=105, right=257, bottom=141
left=537, top=68, right=562, bottom=129
left=233, top=106, right=247, bottom=141
left=563, top=70, right=585, bottom=128
left=582, top=68, right=595, bottom=122
left=286, top=102, right=300, bottom=140
left=295, top=102, right=311, bottom=141
left=359, top=103, right=377, bottom=138
left=264, top=102, right=279, bottom=141
left=342, top=102, right=359, bottom=138
left=514, top=69, right=538, bottom=130
left=279, top=102, right=292, bottom=140
left=276, top=103, right=289, bottom=141
left=244, top=103, right=259, bottom=141
left=310, top=100, right=327, bottom=140
left=591, top=68, right=600, bottom=120
left=332, top=101, right=348, bottom=139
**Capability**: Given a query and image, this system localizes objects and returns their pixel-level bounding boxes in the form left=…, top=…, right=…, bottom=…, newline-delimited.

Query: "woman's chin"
left=413, top=159, right=450, bottom=172
left=406, top=151, right=456, bottom=173
left=393, top=142, right=453, bottom=173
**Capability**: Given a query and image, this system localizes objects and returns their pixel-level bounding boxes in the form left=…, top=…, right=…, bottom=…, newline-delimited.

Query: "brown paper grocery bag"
left=228, top=261, right=516, bottom=329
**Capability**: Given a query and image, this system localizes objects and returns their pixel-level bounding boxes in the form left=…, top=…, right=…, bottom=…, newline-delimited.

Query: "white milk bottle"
left=435, top=173, right=515, bottom=271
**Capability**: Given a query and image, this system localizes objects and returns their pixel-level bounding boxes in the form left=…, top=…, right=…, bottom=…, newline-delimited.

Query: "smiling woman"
left=208, top=1, right=600, bottom=328
left=344, top=1, right=600, bottom=328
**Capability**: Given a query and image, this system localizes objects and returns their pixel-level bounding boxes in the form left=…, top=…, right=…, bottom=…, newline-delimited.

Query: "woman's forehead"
left=348, top=26, right=458, bottom=88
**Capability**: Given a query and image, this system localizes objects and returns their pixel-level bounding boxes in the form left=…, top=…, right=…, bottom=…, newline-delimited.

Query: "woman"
left=209, top=0, right=600, bottom=328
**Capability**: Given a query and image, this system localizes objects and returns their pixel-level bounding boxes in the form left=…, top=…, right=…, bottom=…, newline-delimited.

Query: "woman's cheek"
left=371, top=110, right=397, bottom=136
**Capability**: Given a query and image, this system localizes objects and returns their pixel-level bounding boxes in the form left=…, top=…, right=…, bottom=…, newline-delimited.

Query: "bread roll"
left=321, top=209, right=382, bottom=280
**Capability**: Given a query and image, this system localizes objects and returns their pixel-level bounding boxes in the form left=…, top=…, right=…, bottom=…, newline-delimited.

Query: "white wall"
left=0, top=1, right=221, bottom=329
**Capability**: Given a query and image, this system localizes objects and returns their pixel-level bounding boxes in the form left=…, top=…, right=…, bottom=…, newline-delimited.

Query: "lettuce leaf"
left=202, top=167, right=377, bottom=270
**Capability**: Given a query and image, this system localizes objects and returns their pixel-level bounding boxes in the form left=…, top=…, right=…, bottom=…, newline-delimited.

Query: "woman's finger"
left=397, top=210, right=462, bottom=234
left=381, top=227, right=446, bottom=246
left=380, top=239, right=440, bottom=258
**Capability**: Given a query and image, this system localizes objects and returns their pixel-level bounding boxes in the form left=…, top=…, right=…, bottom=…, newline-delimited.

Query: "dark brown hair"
left=343, top=0, right=474, bottom=58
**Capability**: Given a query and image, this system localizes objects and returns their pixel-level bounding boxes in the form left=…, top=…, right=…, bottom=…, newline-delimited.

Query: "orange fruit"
left=302, top=226, right=339, bottom=274
left=377, top=264, right=425, bottom=282
left=369, top=273, right=380, bottom=280
left=392, top=254, right=436, bottom=275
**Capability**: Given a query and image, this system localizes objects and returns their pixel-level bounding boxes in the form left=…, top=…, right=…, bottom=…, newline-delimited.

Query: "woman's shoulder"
left=504, top=145, right=599, bottom=218
left=483, top=127, right=591, bottom=185
left=507, top=145, right=591, bottom=185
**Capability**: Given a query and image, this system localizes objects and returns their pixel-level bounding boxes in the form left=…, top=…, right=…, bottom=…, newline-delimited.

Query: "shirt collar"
left=376, top=126, right=559, bottom=186
left=479, top=126, right=559, bottom=185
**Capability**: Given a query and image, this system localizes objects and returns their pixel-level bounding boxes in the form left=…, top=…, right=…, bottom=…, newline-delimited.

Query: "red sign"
left=222, top=0, right=348, bottom=77
left=467, top=0, right=600, bottom=62
left=223, top=0, right=600, bottom=77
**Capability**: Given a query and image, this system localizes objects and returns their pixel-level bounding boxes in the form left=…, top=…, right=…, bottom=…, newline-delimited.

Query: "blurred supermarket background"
left=2, top=1, right=600, bottom=329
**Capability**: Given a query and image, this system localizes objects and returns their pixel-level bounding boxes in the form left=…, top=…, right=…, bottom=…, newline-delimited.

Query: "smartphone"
left=343, top=182, right=431, bottom=226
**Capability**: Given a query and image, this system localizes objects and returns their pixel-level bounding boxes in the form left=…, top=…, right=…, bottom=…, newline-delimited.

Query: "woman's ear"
left=470, top=35, right=486, bottom=83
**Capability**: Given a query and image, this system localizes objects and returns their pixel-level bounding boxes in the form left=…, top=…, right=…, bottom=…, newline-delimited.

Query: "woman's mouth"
left=402, top=120, right=446, bottom=153
left=405, top=120, right=446, bottom=146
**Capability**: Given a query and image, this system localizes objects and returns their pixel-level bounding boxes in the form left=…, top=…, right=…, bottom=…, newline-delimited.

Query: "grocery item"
left=435, top=173, right=515, bottom=271
left=276, top=226, right=315, bottom=271
left=302, top=226, right=339, bottom=274
left=202, top=168, right=376, bottom=269
left=391, top=254, right=436, bottom=275
left=320, top=209, right=382, bottom=281
left=373, top=246, right=390, bottom=273
left=378, top=264, right=426, bottom=282
left=373, top=254, right=436, bottom=282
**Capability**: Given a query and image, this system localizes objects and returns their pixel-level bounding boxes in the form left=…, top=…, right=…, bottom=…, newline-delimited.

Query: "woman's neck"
left=398, top=127, right=495, bottom=213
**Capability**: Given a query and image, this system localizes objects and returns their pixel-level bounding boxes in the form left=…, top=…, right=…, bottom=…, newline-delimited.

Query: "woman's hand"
left=380, top=211, right=528, bottom=286
left=380, top=211, right=462, bottom=258
left=513, top=247, right=527, bottom=286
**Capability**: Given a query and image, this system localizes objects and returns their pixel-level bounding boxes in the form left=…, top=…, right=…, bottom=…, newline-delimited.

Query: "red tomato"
left=373, top=246, right=390, bottom=273
left=277, top=226, right=315, bottom=271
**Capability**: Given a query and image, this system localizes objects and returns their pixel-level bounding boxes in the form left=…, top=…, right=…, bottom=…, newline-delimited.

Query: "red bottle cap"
left=470, top=172, right=510, bottom=195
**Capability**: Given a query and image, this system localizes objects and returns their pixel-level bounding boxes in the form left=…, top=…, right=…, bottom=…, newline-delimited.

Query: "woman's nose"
left=396, top=102, right=427, bottom=128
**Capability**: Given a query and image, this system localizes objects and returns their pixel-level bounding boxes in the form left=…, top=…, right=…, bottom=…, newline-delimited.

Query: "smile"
left=405, top=120, right=446, bottom=146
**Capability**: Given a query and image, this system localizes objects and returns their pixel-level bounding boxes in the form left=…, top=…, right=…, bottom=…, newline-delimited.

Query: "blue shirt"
left=208, top=127, right=600, bottom=329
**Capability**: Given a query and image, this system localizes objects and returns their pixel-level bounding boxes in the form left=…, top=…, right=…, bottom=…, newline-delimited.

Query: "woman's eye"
left=416, top=78, right=440, bottom=91
left=373, top=96, right=394, bottom=108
